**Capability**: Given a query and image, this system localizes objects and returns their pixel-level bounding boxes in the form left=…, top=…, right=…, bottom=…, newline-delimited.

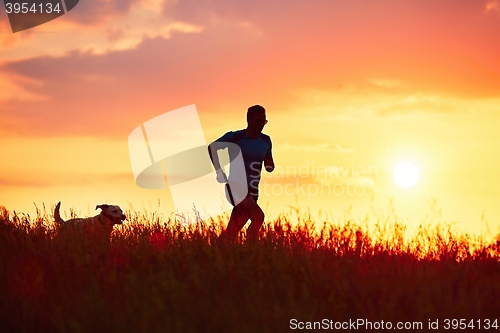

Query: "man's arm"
left=208, top=142, right=223, bottom=170
left=264, top=157, right=275, bottom=172
left=264, top=139, right=275, bottom=172
left=208, top=141, right=229, bottom=183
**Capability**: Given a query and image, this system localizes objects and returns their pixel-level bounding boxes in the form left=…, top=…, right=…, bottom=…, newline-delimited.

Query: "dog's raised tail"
left=54, top=202, right=65, bottom=224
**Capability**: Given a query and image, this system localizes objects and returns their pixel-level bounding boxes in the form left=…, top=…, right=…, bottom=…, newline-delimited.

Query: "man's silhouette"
left=208, top=105, right=275, bottom=242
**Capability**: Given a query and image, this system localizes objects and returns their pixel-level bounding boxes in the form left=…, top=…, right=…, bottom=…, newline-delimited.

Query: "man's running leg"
left=246, top=196, right=264, bottom=242
left=219, top=198, right=249, bottom=243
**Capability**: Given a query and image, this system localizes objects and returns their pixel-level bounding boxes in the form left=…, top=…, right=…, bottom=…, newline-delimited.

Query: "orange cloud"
left=485, top=0, right=500, bottom=12
left=0, top=23, right=266, bottom=138
left=2, top=0, right=500, bottom=139
left=0, top=71, right=47, bottom=102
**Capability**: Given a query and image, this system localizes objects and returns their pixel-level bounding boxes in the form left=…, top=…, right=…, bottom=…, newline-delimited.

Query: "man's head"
left=247, top=105, right=268, bottom=133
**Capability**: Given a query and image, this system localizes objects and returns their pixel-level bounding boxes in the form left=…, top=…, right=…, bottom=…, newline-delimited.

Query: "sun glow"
left=393, top=161, right=420, bottom=188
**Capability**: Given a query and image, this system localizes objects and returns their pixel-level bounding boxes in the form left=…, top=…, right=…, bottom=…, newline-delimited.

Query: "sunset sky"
left=1, top=0, right=500, bottom=235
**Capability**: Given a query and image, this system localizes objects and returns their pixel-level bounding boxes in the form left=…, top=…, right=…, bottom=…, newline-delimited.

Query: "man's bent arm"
left=208, top=142, right=226, bottom=171
left=264, top=157, right=275, bottom=172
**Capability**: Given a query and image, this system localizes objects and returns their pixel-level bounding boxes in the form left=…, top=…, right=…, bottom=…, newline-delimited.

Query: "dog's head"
left=96, top=204, right=126, bottom=225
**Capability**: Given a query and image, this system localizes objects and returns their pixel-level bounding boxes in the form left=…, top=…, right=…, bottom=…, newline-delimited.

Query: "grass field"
left=1, top=204, right=499, bottom=332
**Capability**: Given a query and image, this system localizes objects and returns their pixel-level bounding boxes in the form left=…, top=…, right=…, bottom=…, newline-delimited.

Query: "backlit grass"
left=0, top=204, right=499, bottom=333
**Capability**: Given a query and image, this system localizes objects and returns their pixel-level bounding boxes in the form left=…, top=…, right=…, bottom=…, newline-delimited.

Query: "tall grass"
left=0, top=204, right=499, bottom=333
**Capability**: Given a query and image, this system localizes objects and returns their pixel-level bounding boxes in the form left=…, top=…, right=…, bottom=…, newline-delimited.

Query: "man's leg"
left=245, top=195, right=264, bottom=242
left=219, top=199, right=249, bottom=243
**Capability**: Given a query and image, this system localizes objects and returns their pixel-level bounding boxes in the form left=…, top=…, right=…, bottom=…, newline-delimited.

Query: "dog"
left=54, top=202, right=126, bottom=240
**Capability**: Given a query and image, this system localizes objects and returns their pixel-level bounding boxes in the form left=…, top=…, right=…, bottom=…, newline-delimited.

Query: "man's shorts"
left=226, top=183, right=259, bottom=206
left=248, top=193, right=259, bottom=203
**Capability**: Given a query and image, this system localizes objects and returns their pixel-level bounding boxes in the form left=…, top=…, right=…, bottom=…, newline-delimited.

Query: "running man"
left=208, top=105, right=275, bottom=242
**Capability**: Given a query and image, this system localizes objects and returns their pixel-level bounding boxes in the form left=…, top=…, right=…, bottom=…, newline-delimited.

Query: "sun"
left=393, top=161, right=419, bottom=188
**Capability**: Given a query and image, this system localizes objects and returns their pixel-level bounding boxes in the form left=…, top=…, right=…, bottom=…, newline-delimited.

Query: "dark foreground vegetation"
left=1, top=205, right=499, bottom=332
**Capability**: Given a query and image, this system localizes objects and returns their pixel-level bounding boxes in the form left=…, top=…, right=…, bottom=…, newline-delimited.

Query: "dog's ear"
left=96, top=204, right=109, bottom=210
